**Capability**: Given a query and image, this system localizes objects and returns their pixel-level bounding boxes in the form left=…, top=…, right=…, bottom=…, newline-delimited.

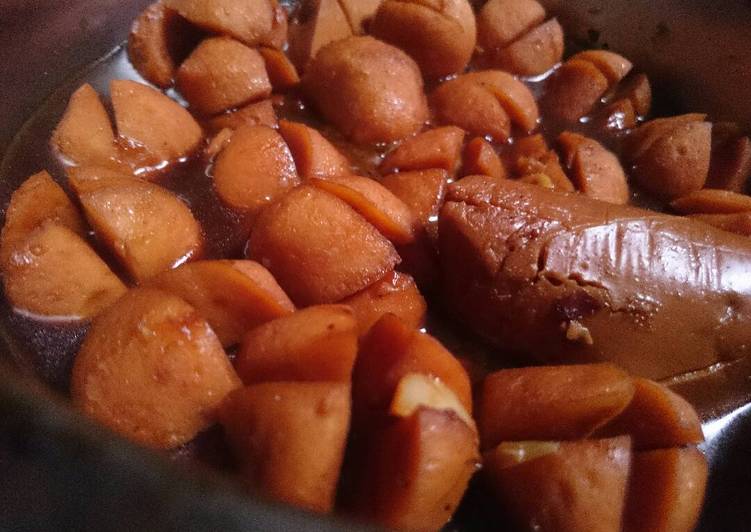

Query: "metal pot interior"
left=0, top=0, right=750, bottom=529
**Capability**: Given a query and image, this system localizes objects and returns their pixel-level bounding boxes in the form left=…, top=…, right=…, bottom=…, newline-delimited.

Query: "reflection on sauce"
left=664, top=356, right=751, bottom=425
left=702, top=401, right=751, bottom=448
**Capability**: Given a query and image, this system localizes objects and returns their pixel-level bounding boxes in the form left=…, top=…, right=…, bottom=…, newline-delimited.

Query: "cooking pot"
left=0, top=0, right=749, bottom=529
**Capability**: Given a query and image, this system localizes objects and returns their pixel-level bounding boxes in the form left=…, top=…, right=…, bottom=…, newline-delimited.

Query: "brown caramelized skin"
left=441, top=177, right=751, bottom=380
